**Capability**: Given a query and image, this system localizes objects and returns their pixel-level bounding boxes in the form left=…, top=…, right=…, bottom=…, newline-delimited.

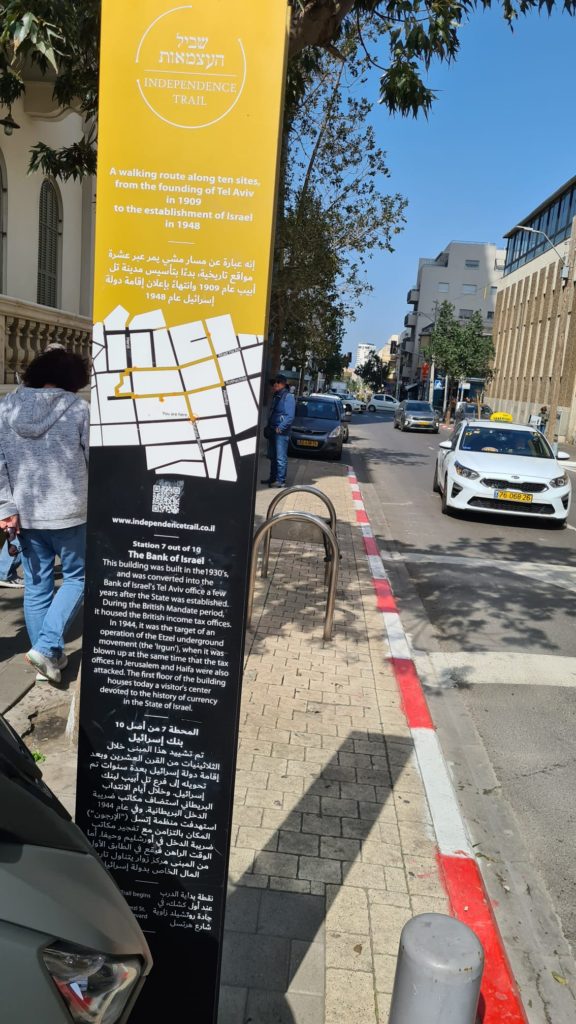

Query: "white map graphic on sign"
left=90, top=306, right=263, bottom=482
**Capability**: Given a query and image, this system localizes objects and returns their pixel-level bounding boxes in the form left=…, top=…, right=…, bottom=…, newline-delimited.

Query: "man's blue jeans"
left=268, top=432, right=290, bottom=484
left=19, top=525, right=86, bottom=658
left=0, top=536, right=21, bottom=581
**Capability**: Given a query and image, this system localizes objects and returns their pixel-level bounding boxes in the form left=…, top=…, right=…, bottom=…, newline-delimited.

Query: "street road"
left=349, top=409, right=576, bottom=1016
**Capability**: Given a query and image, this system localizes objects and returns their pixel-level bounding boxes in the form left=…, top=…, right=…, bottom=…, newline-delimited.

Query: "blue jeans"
left=268, top=432, right=290, bottom=484
left=0, top=536, right=21, bottom=581
left=19, top=525, right=86, bottom=658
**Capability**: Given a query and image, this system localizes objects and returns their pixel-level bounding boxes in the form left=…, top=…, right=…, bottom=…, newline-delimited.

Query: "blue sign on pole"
left=433, top=378, right=443, bottom=390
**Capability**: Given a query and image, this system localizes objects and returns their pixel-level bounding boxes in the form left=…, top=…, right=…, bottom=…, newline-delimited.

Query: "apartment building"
left=404, top=240, right=506, bottom=391
left=355, top=342, right=376, bottom=369
left=487, top=176, right=576, bottom=440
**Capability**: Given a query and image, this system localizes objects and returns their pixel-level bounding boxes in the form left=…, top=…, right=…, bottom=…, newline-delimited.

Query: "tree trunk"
left=289, top=0, right=357, bottom=58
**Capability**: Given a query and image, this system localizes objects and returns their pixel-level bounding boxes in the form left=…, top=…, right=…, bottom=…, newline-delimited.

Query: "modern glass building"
left=504, top=174, right=576, bottom=275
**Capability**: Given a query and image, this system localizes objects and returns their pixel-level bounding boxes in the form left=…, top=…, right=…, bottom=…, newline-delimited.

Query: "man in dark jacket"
left=262, top=374, right=296, bottom=488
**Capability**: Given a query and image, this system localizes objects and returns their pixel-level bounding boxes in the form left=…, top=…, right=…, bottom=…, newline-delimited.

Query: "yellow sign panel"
left=490, top=412, right=514, bottom=422
left=94, top=0, right=289, bottom=335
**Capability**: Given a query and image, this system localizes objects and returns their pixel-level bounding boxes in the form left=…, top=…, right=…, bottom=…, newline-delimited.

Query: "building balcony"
left=0, top=296, right=91, bottom=392
left=404, top=312, right=417, bottom=328
left=407, top=288, right=419, bottom=304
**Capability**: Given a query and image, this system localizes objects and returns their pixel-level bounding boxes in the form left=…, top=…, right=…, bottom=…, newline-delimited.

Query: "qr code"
left=152, top=479, right=184, bottom=515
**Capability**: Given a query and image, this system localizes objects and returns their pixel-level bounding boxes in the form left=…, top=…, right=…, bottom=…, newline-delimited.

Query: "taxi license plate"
left=297, top=439, right=319, bottom=448
left=416, top=421, right=431, bottom=426
left=495, top=490, right=533, bottom=503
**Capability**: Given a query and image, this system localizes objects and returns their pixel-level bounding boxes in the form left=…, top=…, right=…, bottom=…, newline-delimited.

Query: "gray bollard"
left=388, top=913, right=484, bottom=1024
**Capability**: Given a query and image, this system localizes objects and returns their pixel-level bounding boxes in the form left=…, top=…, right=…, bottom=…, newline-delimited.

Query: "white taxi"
left=433, top=419, right=572, bottom=527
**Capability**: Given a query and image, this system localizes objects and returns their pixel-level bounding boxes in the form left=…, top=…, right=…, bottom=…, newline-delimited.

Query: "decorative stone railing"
left=0, top=296, right=91, bottom=387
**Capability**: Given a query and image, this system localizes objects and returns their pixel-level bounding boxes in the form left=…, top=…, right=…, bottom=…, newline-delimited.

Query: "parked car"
left=434, top=419, right=572, bottom=526
left=394, top=400, right=439, bottom=432
left=342, top=395, right=366, bottom=414
left=367, top=393, right=399, bottom=413
left=289, top=395, right=344, bottom=460
left=454, top=401, right=493, bottom=423
left=333, top=397, right=350, bottom=442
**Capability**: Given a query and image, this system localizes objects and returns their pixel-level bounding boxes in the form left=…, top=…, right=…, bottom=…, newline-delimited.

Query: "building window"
left=465, top=259, right=479, bottom=268
left=37, top=179, right=61, bottom=307
left=462, top=284, right=477, bottom=294
left=486, top=311, right=494, bottom=320
left=459, top=308, right=473, bottom=319
left=490, top=286, right=498, bottom=294
left=438, top=282, right=449, bottom=292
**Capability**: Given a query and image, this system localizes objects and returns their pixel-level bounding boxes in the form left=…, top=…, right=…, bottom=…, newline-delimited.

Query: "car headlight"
left=328, top=426, right=342, bottom=438
left=42, top=943, right=142, bottom=1023
left=550, top=473, right=569, bottom=488
left=454, top=460, right=479, bottom=480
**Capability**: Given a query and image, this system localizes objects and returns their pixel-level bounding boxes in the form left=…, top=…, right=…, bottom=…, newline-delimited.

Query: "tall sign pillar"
left=75, top=2, right=290, bottom=1018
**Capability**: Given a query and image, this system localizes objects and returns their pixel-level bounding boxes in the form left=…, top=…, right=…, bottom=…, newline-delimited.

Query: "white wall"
left=0, top=94, right=87, bottom=314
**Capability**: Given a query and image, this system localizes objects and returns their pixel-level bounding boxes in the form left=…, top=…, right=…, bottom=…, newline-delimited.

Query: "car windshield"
left=296, top=399, right=338, bottom=421
left=406, top=402, right=434, bottom=412
left=459, top=404, right=477, bottom=416
left=459, top=427, right=553, bottom=458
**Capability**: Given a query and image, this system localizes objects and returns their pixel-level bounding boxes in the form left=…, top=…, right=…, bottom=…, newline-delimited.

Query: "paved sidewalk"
left=219, top=459, right=448, bottom=1024
left=4, top=456, right=449, bottom=1024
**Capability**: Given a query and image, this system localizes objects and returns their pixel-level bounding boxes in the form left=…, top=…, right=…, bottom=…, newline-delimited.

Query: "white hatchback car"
left=367, top=393, right=399, bottom=412
left=434, top=420, right=572, bottom=526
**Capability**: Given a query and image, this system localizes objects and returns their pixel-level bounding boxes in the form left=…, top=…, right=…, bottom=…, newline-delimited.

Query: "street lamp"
left=513, top=224, right=569, bottom=280
left=513, top=222, right=575, bottom=446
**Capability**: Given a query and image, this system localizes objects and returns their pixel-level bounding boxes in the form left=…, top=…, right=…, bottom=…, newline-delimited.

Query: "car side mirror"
left=557, top=451, right=571, bottom=461
left=438, top=440, right=452, bottom=450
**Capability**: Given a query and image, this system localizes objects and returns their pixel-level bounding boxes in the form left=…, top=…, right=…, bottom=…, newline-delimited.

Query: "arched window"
left=37, top=179, right=61, bottom=307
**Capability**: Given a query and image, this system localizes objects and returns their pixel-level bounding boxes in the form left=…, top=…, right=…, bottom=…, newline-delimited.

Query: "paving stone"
left=223, top=886, right=262, bottom=932
left=373, top=954, right=397, bottom=993
left=236, top=826, right=278, bottom=852
left=245, top=990, right=324, bottom=1024
left=321, top=797, right=358, bottom=818
left=369, top=904, right=413, bottom=956
left=325, top=969, right=377, bottom=1024
left=302, top=813, right=342, bottom=837
left=278, top=831, right=320, bottom=857
left=220, top=932, right=290, bottom=990
left=326, top=885, right=370, bottom=935
left=217, top=985, right=248, bottom=1024
left=288, top=940, right=325, bottom=996
left=270, top=877, right=311, bottom=895
left=326, top=931, right=373, bottom=972
left=320, top=835, right=361, bottom=862
left=298, top=855, right=342, bottom=884
left=254, top=852, right=299, bottom=879
left=258, top=891, right=325, bottom=941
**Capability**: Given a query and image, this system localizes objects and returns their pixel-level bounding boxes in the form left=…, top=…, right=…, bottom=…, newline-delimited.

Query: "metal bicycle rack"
left=260, top=485, right=339, bottom=581
left=247, top=510, right=340, bottom=641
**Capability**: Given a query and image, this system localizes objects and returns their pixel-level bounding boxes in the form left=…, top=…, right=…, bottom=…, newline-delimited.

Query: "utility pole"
left=546, top=217, right=576, bottom=448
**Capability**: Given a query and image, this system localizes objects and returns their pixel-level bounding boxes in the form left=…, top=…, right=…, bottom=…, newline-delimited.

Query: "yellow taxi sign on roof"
left=490, top=412, right=514, bottom=422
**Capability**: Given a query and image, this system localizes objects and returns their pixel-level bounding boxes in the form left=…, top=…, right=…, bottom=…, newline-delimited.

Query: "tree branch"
left=289, top=0, right=358, bottom=58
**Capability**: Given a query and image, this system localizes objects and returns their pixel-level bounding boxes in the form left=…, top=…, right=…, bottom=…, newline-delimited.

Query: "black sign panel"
left=76, top=446, right=256, bottom=1018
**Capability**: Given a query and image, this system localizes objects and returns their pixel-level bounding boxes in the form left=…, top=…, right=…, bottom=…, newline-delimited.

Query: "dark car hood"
left=292, top=416, right=338, bottom=431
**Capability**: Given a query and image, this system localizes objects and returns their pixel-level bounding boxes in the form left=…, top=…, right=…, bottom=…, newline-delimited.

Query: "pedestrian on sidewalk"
left=261, top=374, right=295, bottom=489
left=0, top=347, right=90, bottom=684
left=0, top=531, right=23, bottom=589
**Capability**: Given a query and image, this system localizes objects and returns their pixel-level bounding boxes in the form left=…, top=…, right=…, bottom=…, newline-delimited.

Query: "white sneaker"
left=0, top=578, right=24, bottom=588
left=26, top=649, right=63, bottom=684
left=35, top=653, right=68, bottom=684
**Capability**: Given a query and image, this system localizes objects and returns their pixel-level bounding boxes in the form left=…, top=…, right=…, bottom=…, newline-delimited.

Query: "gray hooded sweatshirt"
left=0, top=386, right=89, bottom=530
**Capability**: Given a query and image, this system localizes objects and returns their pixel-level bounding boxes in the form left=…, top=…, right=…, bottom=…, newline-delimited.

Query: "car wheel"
left=432, top=464, right=440, bottom=493
left=393, top=419, right=398, bottom=429
left=433, top=427, right=439, bottom=434
left=441, top=477, right=453, bottom=515
left=333, top=449, right=342, bottom=461
left=368, top=404, right=375, bottom=412
left=400, top=422, right=407, bottom=431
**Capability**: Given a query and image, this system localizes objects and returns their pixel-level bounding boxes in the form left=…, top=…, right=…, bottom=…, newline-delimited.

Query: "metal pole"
left=546, top=216, right=576, bottom=447
left=389, top=914, right=484, bottom=1024
left=247, top=511, right=339, bottom=640
left=261, top=486, right=338, bottom=579
left=427, top=359, right=435, bottom=405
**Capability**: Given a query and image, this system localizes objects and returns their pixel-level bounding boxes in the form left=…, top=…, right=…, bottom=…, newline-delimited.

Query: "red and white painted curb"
left=347, top=466, right=527, bottom=1024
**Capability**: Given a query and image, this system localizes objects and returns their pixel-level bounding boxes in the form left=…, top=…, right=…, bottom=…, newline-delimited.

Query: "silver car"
left=394, top=400, right=439, bottom=433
